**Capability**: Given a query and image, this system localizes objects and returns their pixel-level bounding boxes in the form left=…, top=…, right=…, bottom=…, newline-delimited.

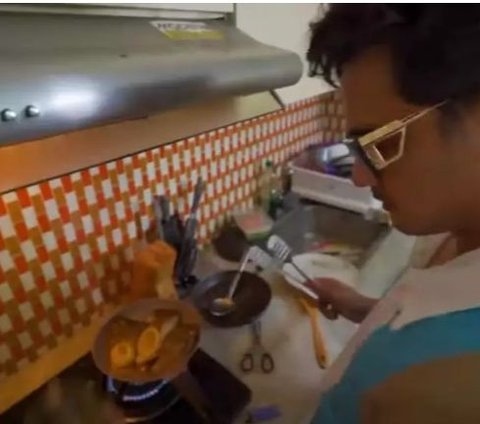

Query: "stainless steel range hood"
left=0, top=10, right=302, bottom=146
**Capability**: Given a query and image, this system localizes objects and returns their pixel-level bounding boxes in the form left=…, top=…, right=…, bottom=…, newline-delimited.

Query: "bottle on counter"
left=256, top=160, right=282, bottom=215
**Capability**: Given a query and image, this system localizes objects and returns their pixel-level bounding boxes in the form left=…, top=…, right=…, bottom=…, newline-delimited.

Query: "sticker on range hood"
left=151, top=20, right=223, bottom=40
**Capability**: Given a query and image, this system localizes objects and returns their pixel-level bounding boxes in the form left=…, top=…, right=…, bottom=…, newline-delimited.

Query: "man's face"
left=341, top=48, right=480, bottom=235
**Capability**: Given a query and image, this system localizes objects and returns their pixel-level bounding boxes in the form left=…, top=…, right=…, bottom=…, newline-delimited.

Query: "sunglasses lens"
left=345, top=140, right=376, bottom=171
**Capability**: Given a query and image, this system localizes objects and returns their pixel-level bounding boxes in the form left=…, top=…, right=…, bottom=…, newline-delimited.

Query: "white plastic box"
left=291, top=144, right=383, bottom=217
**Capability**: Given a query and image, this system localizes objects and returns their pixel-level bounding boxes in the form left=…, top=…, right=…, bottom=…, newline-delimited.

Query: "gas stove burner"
left=106, top=377, right=169, bottom=403
left=104, top=377, right=181, bottom=423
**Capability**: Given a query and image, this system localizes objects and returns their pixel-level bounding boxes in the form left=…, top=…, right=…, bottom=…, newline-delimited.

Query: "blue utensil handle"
left=261, top=353, right=275, bottom=373
left=240, top=353, right=254, bottom=373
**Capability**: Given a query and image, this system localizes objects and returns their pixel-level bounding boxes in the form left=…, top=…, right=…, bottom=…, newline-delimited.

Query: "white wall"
left=236, top=3, right=332, bottom=104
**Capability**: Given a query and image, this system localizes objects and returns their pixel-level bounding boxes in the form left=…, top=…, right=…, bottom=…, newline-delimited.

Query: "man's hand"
left=306, top=278, right=377, bottom=323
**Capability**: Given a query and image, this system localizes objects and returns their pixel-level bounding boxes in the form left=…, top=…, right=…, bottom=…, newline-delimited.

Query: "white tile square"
left=127, top=221, right=137, bottom=239
left=133, top=169, right=142, bottom=187
left=82, top=215, right=94, bottom=234
left=79, top=245, right=91, bottom=263
left=0, top=314, right=12, bottom=333
left=21, top=206, right=38, bottom=229
left=65, top=192, right=79, bottom=213
left=160, top=157, right=168, bottom=175
left=84, top=185, right=96, bottom=205
left=60, top=280, right=72, bottom=299
left=112, top=229, right=122, bottom=246
left=42, top=231, right=57, bottom=251
left=90, top=166, right=100, bottom=176
left=2, top=192, right=17, bottom=204
left=41, top=262, right=55, bottom=280
left=20, top=272, right=35, bottom=292
left=0, top=344, right=12, bottom=363
left=99, top=208, right=110, bottom=226
left=207, top=182, right=214, bottom=199
left=140, top=216, right=149, bottom=233
left=0, top=251, right=14, bottom=272
left=60, top=253, right=74, bottom=271
left=144, top=188, right=152, bottom=207
left=63, top=223, right=75, bottom=243
left=49, top=178, right=62, bottom=189
left=70, top=172, right=81, bottom=184
left=20, top=240, right=36, bottom=262
left=215, top=138, right=222, bottom=156
left=19, top=303, right=34, bottom=322
left=0, top=215, right=15, bottom=238
left=215, top=179, right=223, bottom=195
left=232, top=135, right=239, bottom=150
left=201, top=165, right=208, bottom=181
left=221, top=195, right=228, bottom=210
left=77, top=271, right=88, bottom=289
left=92, top=287, right=103, bottom=305
left=97, top=236, right=107, bottom=253
left=18, top=332, right=33, bottom=350
left=75, top=298, right=87, bottom=315
left=172, top=154, right=180, bottom=171
left=115, top=201, right=126, bottom=220
left=194, top=146, right=202, bottom=163
left=210, top=162, right=218, bottom=178
left=168, top=179, right=177, bottom=196
left=146, top=162, right=155, bottom=181
left=115, top=175, right=127, bottom=196
left=101, top=180, right=113, bottom=199
left=205, top=143, right=212, bottom=160
left=236, top=151, right=243, bottom=166
left=39, top=320, right=53, bottom=338
left=44, top=199, right=60, bottom=221
left=223, top=136, right=231, bottom=153
left=183, top=150, right=192, bottom=167
left=27, top=185, right=41, bottom=197
left=240, top=168, right=246, bottom=182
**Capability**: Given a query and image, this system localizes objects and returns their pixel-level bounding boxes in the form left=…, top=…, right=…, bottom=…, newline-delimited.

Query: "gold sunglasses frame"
left=348, top=101, right=446, bottom=171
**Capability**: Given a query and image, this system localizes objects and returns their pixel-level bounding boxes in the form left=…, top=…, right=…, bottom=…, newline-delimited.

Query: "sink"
left=271, top=202, right=389, bottom=266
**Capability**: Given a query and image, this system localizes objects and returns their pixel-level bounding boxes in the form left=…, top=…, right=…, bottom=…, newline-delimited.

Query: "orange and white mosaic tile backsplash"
left=0, top=92, right=344, bottom=379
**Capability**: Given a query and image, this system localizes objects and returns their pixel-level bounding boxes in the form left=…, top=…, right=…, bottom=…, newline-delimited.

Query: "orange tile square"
left=61, top=175, right=73, bottom=192
left=14, top=222, right=29, bottom=241
left=16, top=188, right=31, bottom=208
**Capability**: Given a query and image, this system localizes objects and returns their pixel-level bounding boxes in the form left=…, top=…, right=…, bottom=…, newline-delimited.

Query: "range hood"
left=0, top=10, right=302, bottom=147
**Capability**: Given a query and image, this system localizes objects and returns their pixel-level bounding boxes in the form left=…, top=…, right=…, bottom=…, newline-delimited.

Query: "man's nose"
left=351, top=159, right=377, bottom=187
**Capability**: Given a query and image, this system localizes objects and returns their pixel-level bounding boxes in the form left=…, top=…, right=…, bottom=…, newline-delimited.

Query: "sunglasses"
left=344, top=101, right=446, bottom=172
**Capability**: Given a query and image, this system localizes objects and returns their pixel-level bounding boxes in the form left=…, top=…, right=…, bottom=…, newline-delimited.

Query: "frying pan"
left=92, top=298, right=220, bottom=423
left=192, top=270, right=272, bottom=328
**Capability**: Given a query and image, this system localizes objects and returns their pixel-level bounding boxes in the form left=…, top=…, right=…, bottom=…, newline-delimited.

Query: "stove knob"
left=1, top=109, right=17, bottom=122
left=25, top=105, right=40, bottom=118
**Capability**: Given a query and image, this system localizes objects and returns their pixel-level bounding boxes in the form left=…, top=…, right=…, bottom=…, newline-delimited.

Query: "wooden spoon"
left=297, top=296, right=328, bottom=369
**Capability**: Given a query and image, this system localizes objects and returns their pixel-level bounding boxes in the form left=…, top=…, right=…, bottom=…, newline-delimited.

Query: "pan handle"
left=172, top=370, right=220, bottom=423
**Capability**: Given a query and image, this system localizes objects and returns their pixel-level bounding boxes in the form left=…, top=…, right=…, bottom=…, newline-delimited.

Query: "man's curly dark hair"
left=307, top=5, right=480, bottom=109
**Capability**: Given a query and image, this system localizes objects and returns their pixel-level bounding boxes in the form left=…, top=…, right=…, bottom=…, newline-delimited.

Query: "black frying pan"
left=193, top=270, right=272, bottom=327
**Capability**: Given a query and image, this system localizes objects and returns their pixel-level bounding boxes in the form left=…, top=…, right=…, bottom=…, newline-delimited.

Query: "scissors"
left=240, top=320, right=275, bottom=374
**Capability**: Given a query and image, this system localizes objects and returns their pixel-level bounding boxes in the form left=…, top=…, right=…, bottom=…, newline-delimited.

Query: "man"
left=306, top=5, right=480, bottom=423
